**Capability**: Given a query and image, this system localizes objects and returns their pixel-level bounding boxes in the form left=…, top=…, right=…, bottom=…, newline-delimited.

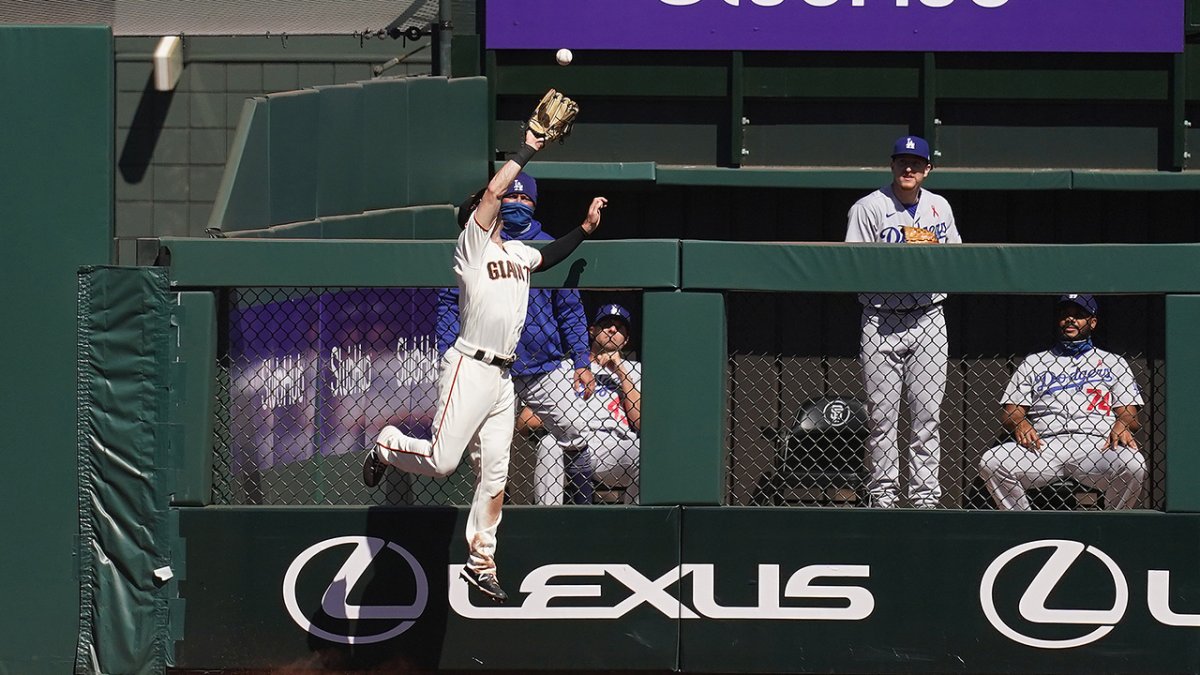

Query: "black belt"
left=473, top=350, right=515, bottom=369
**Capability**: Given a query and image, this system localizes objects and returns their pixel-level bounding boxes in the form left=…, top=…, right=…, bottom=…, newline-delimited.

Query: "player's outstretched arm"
left=535, top=197, right=608, bottom=272
left=1000, top=403, right=1041, bottom=451
left=472, top=130, right=545, bottom=232
left=1105, top=406, right=1141, bottom=450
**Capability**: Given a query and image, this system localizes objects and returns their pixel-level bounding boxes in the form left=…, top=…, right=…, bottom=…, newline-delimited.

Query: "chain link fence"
left=213, top=288, right=1166, bottom=511
left=213, top=287, right=642, bottom=507
left=728, top=292, right=1166, bottom=511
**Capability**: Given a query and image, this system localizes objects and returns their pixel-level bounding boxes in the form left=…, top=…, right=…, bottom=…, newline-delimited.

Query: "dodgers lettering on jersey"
left=845, top=184, right=961, bottom=310
left=1002, top=347, right=1142, bottom=438
left=453, top=210, right=543, bottom=357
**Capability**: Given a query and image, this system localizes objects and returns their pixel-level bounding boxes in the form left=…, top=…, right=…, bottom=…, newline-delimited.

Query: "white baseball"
left=555, top=48, right=573, bottom=66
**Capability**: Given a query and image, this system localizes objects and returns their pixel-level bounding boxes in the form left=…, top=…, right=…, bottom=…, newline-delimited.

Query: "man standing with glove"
left=845, top=136, right=961, bottom=509
left=436, top=171, right=595, bottom=504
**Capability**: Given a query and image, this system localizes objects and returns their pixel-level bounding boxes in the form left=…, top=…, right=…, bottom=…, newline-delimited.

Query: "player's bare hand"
left=594, top=350, right=624, bottom=373
left=1105, top=421, right=1138, bottom=451
left=524, top=129, right=545, bottom=152
left=574, top=367, right=596, bottom=399
left=581, top=197, right=607, bottom=235
left=1015, top=422, right=1042, bottom=451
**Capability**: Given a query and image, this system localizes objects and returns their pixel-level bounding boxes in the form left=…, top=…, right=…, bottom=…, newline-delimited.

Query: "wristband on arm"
left=513, top=143, right=538, bottom=168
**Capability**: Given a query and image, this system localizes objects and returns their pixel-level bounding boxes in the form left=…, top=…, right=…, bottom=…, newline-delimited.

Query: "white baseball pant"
left=860, top=304, right=947, bottom=508
left=515, top=364, right=587, bottom=453
left=375, top=351, right=515, bottom=576
left=534, top=432, right=639, bottom=505
left=979, top=434, right=1146, bottom=510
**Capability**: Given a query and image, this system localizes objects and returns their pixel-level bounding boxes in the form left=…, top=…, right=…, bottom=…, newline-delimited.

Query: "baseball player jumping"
left=980, top=294, right=1146, bottom=510
left=846, top=136, right=961, bottom=509
left=436, top=171, right=594, bottom=504
left=362, top=92, right=605, bottom=603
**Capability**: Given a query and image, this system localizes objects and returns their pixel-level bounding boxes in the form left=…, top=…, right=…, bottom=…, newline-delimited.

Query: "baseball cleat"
left=362, top=444, right=387, bottom=488
left=460, top=566, right=508, bottom=603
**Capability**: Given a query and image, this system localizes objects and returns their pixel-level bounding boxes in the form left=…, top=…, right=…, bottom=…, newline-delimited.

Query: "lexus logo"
left=979, top=539, right=1128, bottom=649
left=282, top=536, right=429, bottom=644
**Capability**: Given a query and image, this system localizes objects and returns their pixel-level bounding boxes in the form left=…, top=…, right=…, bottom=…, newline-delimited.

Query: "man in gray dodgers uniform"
left=363, top=102, right=607, bottom=602
left=845, top=135, right=961, bottom=508
left=534, top=303, right=641, bottom=504
left=980, top=294, right=1146, bottom=510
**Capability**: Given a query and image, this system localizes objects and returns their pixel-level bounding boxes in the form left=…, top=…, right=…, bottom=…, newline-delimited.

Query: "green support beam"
left=1167, top=295, right=1200, bottom=512
left=154, top=237, right=680, bottom=289
left=681, top=241, right=1200, bottom=293
left=640, top=291, right=727, bottom=505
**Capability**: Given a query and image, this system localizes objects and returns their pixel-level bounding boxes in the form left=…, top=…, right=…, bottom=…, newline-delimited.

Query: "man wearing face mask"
left=979, top=294, right=1146, bottom=510
left=437, top=172, right=596, bottom=501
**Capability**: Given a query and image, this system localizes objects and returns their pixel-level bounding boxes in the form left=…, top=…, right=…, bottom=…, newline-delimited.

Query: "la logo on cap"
left=905, top=138, right=916, bottom=150
left=513, top=180, right=525, bottom=191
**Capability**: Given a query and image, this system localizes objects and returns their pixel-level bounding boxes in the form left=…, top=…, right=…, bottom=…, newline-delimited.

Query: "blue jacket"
left=437, top=219, right=590, bottom=376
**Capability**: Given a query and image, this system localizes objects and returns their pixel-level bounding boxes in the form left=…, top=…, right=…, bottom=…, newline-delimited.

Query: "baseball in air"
left=556, top=48, right=573, bottom=66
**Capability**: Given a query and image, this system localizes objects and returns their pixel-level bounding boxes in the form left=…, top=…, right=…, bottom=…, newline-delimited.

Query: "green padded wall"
left=267, top=90, right=320, bottom=225
left=362, top=77, right=412, bottom=209
left=0, top=25, right=114, bottom=673
left=211, top=76, right=488, bottom=234
left=640, top=292, right=728, bottom=505
left=316, top=84, right=366, bottom=217
left=1167, top=295, right=1200, bottom=512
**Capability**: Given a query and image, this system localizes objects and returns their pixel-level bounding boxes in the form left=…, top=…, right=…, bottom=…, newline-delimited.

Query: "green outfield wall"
left=65, top=240, right=1200, bottom=672
left=0, top=25, right=114, bottom=675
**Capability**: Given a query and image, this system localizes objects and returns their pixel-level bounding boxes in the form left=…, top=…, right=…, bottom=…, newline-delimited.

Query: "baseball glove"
left=903, top=226, right=938, bottom=244
left=527, top=89, right=579, bottom=143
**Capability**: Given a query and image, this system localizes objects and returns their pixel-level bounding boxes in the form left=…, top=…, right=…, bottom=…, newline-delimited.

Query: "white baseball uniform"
left=846, top=184, right=960, bottom=508
left=375, top=211, right=542, bottom=576
left=980, top=345, right=1146, bottom=510
left=534, top=358, right=641, bottom=505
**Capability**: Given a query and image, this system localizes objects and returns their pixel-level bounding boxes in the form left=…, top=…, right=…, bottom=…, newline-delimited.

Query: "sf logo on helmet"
left=822, top=401, right=849, bottom=427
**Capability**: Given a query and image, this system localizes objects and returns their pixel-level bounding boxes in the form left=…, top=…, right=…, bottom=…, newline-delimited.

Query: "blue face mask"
left=1055, top=337, right=1094, bottom=357
left=500, top=201, right=534, bottom=235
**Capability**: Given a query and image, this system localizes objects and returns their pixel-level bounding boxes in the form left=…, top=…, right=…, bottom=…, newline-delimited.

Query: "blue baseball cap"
left=594, top=303, right=632, bottom=327
left=504, top=172, right=538, bottom=204
left=892, top=136, right=931, bottom=163
left=1058, top=294, right=1099, bottom=316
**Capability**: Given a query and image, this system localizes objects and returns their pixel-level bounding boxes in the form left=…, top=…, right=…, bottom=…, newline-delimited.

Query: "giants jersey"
left=560, top=358, right=641, bottom=439
left=846, top=185, right=960, bottom=311
left=1001, top=347, right=1142, bottom=438
left=454, top=212, right=543, bottom=357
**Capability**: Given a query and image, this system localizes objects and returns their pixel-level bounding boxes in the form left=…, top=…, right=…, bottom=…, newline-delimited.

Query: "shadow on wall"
left=118, top=74, right=174, bottom=184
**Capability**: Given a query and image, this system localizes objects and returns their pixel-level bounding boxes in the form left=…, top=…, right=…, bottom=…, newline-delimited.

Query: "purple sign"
left=229, top=288, right=441, bottom=471
left=487, top=0, right=1182, bottom=53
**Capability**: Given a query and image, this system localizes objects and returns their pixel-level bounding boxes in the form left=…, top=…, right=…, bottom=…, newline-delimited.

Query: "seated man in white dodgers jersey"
left=362, top=126, right=608, bottom=603
left=845, top=135, right=961, bottom=509
left=980, top=294, right=1146, bottom=510
left=534, top=303, right=641, bottom=505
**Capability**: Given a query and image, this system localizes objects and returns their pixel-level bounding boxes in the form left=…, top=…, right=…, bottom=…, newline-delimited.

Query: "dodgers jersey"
left=454, top=212, right=543, bottom=357
left=1001, top=346, right=1142, bottom=438
left=846, top=184, right=960, bottom=310
left=560, top=358, right=641, bottom=438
